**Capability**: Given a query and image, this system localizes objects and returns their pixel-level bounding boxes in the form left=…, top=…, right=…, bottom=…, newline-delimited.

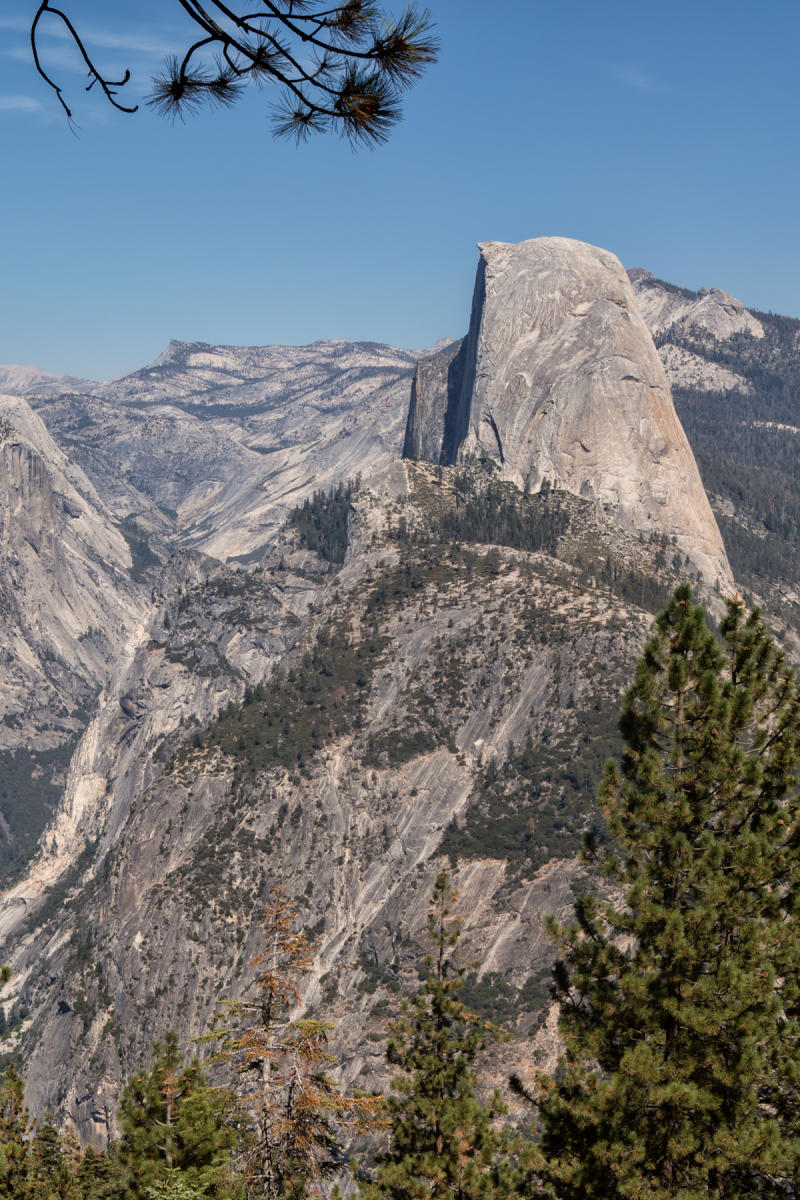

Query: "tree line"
left=3, top=585, right=800, bottom=1199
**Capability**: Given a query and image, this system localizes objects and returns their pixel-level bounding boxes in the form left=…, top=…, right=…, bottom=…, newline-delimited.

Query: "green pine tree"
left=118, top=1031, right=238, bottom=1199
left=28, top=1114, right=75, bottom=1198
left=73, top=1144, right=123, bottom=1200
left=146, top=1166, right=207, bottom=1199
left=362, top=872, right=514, bottom=1200
left=0, top=1065, right=32, bottom=1198
left=529, top=585, right=800, bottom=1199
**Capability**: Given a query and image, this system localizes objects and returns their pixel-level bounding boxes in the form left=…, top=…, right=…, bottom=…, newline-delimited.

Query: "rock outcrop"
left=628, top=269, right=764, bottom=341
left=404, top=237, right=732, bottom=591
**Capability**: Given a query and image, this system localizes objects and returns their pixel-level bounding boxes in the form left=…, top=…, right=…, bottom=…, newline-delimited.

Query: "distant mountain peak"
left=0, top=364, right=94, bottom=395
left=626, top=267, right=655, bottom=285
left=628, top=270, right=764, bottom=340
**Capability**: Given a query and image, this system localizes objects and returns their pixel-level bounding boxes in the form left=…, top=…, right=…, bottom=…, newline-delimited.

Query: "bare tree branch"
left=31, top=2, right=139, bottom=119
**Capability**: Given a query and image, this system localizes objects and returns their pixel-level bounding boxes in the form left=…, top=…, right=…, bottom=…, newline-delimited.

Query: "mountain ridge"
left=0, top=240, right=798, bottom=1140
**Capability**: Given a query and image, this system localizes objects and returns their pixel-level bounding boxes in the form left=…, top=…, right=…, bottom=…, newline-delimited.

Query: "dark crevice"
left=483, top=408, right=505, bottom=464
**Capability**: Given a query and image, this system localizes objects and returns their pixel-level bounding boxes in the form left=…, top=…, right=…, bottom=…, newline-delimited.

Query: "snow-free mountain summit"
left=404, top=236, right=732, bottom=591
left=1, top=235, right=779, bottom=1140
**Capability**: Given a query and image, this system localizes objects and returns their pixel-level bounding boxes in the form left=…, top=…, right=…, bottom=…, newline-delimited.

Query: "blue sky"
left=1, top=0, right=798, bottom=379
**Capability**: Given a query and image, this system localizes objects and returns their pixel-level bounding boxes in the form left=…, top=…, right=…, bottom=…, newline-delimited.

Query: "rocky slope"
left=3, top=235, right=798, bottom=1144
left=26, top=339, right=417, bottom=562
left=0, top=459, right=672, bottom=1140
left=0, top=339, right=418, bottom=886
left=628, top=268, right=764, bottom=341
left=404, top=238, right=732, bottom=592
left=0, top=395, right=143, bottom=878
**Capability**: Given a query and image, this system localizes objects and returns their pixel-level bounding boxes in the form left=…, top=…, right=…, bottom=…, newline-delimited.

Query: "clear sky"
left=1, top=0, right=798, bottom=380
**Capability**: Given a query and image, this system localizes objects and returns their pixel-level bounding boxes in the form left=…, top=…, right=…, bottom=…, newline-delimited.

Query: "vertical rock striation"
left=0, top=395, right=141, bottom=748
left=404, top=237, right=732, bottom=591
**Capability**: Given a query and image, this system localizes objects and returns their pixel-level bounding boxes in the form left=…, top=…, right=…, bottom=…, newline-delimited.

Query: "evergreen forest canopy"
left=288, top=479, right=359, bottom=565
left=3, top=586, right=800, bottom=1200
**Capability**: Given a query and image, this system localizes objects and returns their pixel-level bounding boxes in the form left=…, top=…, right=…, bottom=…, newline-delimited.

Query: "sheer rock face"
left=404, top=237, right=732, bottom=591
left=0, top=395, right=141, bottom=750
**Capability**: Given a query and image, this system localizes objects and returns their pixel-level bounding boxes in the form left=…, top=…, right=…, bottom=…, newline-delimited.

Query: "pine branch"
left=29, top=0, right=437, bottom=142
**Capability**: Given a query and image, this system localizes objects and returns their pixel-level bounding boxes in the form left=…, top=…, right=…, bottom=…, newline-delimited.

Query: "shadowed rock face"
left=404, top=236, right=732, bottom=591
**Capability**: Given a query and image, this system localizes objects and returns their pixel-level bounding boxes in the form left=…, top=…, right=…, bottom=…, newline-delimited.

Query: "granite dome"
left=404, top=236, right=732, bottom=591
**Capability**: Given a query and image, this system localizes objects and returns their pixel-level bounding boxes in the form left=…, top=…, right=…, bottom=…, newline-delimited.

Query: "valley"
left=0, top=236, right=797, bottom=1149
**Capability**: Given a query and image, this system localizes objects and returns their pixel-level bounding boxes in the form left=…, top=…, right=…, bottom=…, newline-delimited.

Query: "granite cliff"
left=404, top=237, right=732, bottom=591
left=4, top=238, right=798, bottom=1143
left=0, top=395, right=139, bottom=747
left=0, top=395, right=144, bottom=877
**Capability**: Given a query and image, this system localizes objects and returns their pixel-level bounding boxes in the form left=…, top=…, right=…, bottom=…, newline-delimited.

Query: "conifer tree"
left=28, top=1114, right=75, bottom=1198
left=59, top=1125, right=83, bottom=1182
left=146, top=1167, right=207, bottom=1199
left=206, top=887, right=375, bottom=1200
left=74, top=1144, right=125, bottom=1200
left=362, top=872, right=513, bottom=1200
left=119, top=1031, right=238, bottom=1199
left=0, top=1065, right=32, bottom=1198
left=531, top=585, right=800, bottom=1199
